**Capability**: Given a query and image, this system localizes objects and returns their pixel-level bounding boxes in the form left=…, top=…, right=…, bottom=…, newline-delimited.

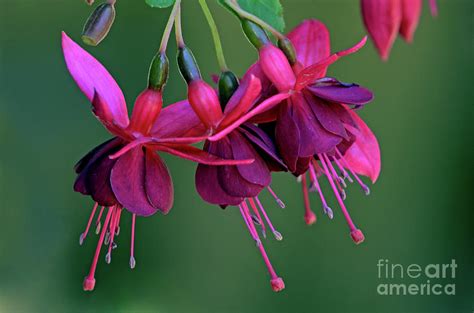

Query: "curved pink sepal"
left=62, top=32, right=129, bottom=129
left=343, top=109, right=381, bottom=183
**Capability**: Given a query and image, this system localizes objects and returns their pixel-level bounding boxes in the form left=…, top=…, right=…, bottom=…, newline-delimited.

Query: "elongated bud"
left=188, top=80, right=223, bottom=129
left=82, top=2, right=116, bottom=46
left=277, top=38, right=297, bottom=65
left=241, top=20, right=270, bottom=50
left=129, top=89, right=163, bottom=135
left=259, top=44, right=296, bottom=92
left=218, top=71, right=239, bottom=109
left=177, top=46, right=201, bottom=83
left=148, top=52, right=169, bottom=91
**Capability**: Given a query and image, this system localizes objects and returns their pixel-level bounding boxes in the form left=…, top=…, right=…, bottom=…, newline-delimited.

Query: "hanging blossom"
left=62, top=32, right=252, bottom=291
left=209, top=19, right=381, bottom=244
left=361, top=0, right=439, bottom=60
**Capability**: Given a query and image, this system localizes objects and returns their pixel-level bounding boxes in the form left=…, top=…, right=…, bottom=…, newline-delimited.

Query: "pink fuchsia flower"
left=361, top=0, right=439, bottom=60
left=62, top=32, right=251, bottom=291
left=246, top=20, right=373, bottom=177
left=165, top=74, right=288, bottom=292
left=233, top=20, right=380, bottom=243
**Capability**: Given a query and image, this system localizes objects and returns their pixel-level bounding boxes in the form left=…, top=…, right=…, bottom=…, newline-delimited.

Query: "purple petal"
left=228, top=131, right=271, bottom=187
left=215, top=138, right=263, bottom=198
left=275, top=102, right=300, bottom=173
left=61, top=32, right=129, bottom=129
left=145, top=150, right=174, bottom=215
left=307, top=80, right=374, bottom=106
left=74, top=137, right=121, bottom=174
left=239, top=124, right=287, bottom=171
left=110, top=147, right=158, bottom=216
left=304, top=92, right=349, bottom=140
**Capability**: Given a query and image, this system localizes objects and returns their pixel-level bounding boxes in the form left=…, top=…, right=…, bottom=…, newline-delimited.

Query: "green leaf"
left=218, top=0, right=285, bottom=32
left=145, top=0, right=175, bottom=8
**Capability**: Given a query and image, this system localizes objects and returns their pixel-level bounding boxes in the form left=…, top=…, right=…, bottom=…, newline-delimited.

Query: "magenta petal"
left=229, top=132, right=271, bottom=187
left=304, top=93, right=349, bottom=140
left=61, top=32, right=129, bottom=129
left=307, top=78, right=374, bottom=106
left=195, top=164, right=244, bottom=206
left=150, top=100, right=207, bottom=138
left=145, top=150, right=174, bottom=215
left=239, top=124, right=287, bottom=171
left=360, top=0, right=402, bottom=60
left=287, top=19, right=331, bottom=70
left=275, top=102, right=300, bottom=172
left=343, top=109, right=381, bottom=183
left=110, top=147, right=158, bottom=216
left=215, top=138, right=263, bottom=198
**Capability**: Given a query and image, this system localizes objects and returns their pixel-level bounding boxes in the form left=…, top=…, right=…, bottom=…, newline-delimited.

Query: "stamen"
left=115, top=208, right=122, bottom=236
left=254, top=197, right=283, bottom=241
left=83, top=206, right=113, bottom=291
left=79, top=202, right=98, bottom=245
left=323, top=156, right=347, bottom=189
left=267, top=186, right=286, bottom=208
left=95, top=206, right=105, bottom=234
left=108, top=137, right=152, bottom=160
left=301, top=173, right=316, bottom=225
left=105, top=207, right=121, bottom=264
left=318, top=154, right=364, bottom=245
left=308, top=163, right=334, bottom=219
left=332, top=156, right=353, bottom=183
left=336, top=148, right=370, bottom=195
left=130, top=213, right=136, bottom=269
left=239, top=201, right=285, bottom=292
left=247, top=198, right=267, bottom=238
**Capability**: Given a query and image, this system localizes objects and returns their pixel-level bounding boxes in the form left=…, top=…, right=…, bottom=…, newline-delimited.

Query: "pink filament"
left=240, top=201, right=279, bottom=281
left=81, top=202, right=98, bottom=243
left=254, top=196, right=279, bottom=235
left=248, top=198, right=267, bottom=236
left=266, top=186, right=285, bottom=208
left=318, top=154, right=357, bottom=232
left=301, top=174, right=315, bottom=221
left=335, top=148, right=369, bottom=194
left=308, top=162, right=330, bottom=211
left=85, top=206, right=113, bottom=282
left=332, top=156, right=352, bottom=182
left=130, top=213, right=136, bottom=264
left=106, top=207, right=121, bottom=261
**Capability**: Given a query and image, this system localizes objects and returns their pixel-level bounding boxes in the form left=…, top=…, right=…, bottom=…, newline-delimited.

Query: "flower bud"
left=188, top=79, right=223, bottom=129
left=177, top=46, right=201, bottom=83
left=148, top=52, right=169, bottom=91
left=241, top=20, right=271, bottom=50
left=277, top=37, right=297, bottom=65
left=81, top=2, right=116, bottom=46
left=218, top=71, right=239, bottom=109
left=259, top=44, right=296, bottom=92
left=129, top=89, right=163, bottom=135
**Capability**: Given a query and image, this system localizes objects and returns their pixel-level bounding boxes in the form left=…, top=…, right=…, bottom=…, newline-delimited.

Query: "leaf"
left=218, top=0, right=285, bottom=32
left=146, top=0, right=175, bottom=8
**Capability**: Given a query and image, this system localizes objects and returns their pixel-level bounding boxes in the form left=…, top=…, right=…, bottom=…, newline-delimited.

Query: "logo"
left=376, top=259, right=457, bottom=296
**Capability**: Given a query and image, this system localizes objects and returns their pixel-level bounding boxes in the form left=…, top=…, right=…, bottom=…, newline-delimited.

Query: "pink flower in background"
left=62, top=32, right=251, bottom=291
left=361, top=0, right=439, bottom=60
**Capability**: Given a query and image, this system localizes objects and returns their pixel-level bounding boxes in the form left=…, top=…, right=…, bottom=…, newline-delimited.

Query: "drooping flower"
left=162, top=68, right=289, bottom=291
left=210, top=19, right=379, bottom=243
left=62, top=32, right=251, bottom=291
left=360, top=0, right=439, bottom=60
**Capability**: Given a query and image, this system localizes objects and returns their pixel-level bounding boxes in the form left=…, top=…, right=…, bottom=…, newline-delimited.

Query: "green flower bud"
left=218, top=71, right=239, bottom=109
left=148, top=52, right=169, bottom=91
left=177, top=46, right=202, bottom=84
left=277, top=37, right=297, bottom=65
left=241, top=20, right=270, bottom=50
left=81, top=2, right=116, bottom=46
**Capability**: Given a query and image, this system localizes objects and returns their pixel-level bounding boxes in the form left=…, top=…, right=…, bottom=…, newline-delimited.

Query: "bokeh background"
left=0, top=0, right=472, bottom=312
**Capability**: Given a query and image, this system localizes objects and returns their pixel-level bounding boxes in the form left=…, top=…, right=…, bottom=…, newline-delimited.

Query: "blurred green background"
left=0, top=0, right=472, bottom=312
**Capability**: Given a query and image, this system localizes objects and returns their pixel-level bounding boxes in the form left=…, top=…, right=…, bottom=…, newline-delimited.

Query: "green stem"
left=174, top=2, right=185, bottom=48
left=159, top=0, right=181, bottom=53
left=224, top=0, right=284, bottom=39
left=198, top=0, right=228, bottom=71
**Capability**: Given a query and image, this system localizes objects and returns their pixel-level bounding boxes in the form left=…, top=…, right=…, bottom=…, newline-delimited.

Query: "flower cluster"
left=63, top=0, right=392, bottom=293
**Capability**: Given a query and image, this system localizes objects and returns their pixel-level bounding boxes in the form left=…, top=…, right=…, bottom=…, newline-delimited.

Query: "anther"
left=105, top=252, right=111, bottom=264
left=273, top=230, right=283, bottom=241
left=129, top=256, right=136, bottom=269
left=267, top=186, right=286, bottom=208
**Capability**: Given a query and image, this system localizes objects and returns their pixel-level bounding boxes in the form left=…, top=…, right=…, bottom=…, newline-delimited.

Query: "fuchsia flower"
left=361, top=0, right=439, bottom=60
left=62, top=32, right=251, bottom=291
left=161, top=72, right=289, bottom=291
left=211, top=20, right=381, bottom=243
